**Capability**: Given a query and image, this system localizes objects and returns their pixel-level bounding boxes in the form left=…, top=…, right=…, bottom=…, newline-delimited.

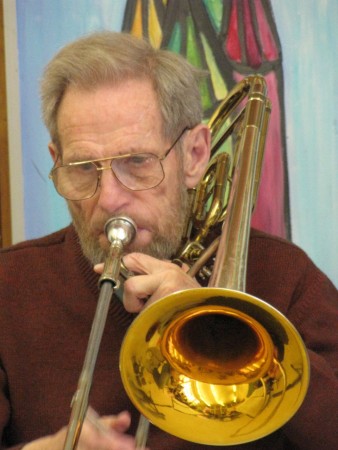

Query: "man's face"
left=51, top=79, right=192, bottom=264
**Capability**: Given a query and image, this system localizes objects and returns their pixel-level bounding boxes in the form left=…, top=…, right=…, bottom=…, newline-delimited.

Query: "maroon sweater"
left=0, top=225, right=337, bottom=449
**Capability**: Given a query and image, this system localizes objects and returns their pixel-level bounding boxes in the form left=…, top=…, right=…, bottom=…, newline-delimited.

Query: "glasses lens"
left=112, top=153, right=164, bottom=190
left=53, top=162, right=98, bottom=200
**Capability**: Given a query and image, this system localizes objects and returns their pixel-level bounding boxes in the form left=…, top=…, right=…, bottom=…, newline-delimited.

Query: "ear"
left=48, top=142, right=59, bottom=164
left=183, top=124, right=211, bottom=188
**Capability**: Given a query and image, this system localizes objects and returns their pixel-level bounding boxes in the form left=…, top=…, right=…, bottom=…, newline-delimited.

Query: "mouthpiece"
left=104, top=216, right=137, bottom=246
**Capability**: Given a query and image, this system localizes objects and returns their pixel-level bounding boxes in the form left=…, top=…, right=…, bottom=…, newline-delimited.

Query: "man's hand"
left=23, top=410, right=136, bottom=450
left=94, top=253, right=200, bottom=313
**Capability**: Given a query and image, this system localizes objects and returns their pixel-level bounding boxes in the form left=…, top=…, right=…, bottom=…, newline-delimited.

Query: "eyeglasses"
left=49, top=127, right=189, bottom=201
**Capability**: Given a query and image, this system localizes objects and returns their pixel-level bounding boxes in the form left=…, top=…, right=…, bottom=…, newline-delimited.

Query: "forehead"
left=56, top=79, right=165, bottom=158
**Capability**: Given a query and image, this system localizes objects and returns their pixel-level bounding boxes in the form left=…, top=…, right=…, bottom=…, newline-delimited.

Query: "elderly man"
left=0, top=32, right=337, bottom=450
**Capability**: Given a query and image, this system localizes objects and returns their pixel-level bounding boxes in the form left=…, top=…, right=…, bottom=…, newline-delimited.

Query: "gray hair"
left=40, top=31, right=205, bottom=145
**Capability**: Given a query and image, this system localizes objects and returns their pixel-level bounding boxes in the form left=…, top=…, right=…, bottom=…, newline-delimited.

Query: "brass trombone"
left=63, top=75, right=309, bottom=448
left=119, top=75, right=310, bottom=445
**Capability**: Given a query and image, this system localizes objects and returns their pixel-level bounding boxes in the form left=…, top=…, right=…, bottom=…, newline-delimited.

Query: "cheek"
left=131, top=189, right=171, bottom=234
left=148, top=182, right=181, bottom=226
left=68, top=198, right=96, bottom=221
left=150, top=182, right=175, bottom=210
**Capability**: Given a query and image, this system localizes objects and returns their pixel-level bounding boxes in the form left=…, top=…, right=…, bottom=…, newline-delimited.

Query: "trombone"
left=63, top=75, right=310, bottom=448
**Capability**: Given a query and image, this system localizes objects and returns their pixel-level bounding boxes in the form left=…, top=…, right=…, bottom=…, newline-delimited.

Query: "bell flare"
left=160, top=305, right=275, bottom=385
left=120, top=287, right=309, bottom=445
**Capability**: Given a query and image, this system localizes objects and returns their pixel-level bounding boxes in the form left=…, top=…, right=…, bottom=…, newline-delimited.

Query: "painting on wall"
left=6, top=0, right=337, bottom=286
left=122, top=0, right=290, bottom=239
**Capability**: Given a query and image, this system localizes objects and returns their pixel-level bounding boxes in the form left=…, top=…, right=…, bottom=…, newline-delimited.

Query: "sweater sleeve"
left=0, top=366, right=24, bottom=450
left=283, top=260, right=338, bottom=449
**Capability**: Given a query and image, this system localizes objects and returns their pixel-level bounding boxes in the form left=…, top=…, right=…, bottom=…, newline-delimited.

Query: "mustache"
left=92, top=211, right=157, bottom=236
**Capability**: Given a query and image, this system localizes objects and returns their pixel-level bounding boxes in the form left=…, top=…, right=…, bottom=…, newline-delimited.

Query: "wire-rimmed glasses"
left=49, top=127, right=189, bottom=201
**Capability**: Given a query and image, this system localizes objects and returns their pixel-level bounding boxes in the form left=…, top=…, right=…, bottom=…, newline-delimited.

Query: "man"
left=0, top=31, right=337, bottom=450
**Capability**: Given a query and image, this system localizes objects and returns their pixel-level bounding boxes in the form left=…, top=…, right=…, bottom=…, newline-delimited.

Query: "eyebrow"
left=62, top=144, right=161, bottom=164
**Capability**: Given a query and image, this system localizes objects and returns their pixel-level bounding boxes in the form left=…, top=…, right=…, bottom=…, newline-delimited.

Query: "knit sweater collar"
left=66, top=224, right=135, bottom=326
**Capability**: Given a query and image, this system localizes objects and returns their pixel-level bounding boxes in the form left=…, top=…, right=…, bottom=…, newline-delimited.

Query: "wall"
left=4, top=0, right=337, bottom=287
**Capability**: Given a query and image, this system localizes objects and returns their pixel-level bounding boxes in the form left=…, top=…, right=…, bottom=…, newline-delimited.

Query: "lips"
left=92, top=213, right=156, bottom=254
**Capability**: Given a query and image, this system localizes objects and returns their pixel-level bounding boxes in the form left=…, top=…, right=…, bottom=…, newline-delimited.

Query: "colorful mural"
left=122, top=0, right=290, bottom=238
left=7, top=0, right=337, bottom=287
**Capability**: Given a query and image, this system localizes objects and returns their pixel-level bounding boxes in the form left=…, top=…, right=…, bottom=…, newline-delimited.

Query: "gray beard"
left=69, top=184, right=190, bottom=265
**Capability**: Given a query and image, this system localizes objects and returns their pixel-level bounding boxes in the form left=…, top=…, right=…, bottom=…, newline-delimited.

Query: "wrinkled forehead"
left=55, top=79, right=166, bottom=155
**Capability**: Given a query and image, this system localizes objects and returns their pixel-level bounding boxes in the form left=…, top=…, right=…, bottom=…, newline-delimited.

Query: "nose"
left=96, top=169, right=132, bottom=212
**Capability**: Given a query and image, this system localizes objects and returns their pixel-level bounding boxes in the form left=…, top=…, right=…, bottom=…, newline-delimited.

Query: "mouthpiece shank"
left=99, top=216, right=137, bottom=287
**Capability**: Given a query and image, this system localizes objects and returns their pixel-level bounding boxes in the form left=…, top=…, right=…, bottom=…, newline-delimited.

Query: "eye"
left=76, top=162, right=97, bottom=173
left=127, top=154, right=156, bottom=166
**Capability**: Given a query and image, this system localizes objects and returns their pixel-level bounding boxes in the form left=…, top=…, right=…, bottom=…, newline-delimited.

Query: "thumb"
left=101, top=410, right=132, bottom=433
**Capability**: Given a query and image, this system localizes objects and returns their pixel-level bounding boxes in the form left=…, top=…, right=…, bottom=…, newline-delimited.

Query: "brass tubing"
left=62, top=281, right=117, bottom=450
left=119, top=76, right=309, bottom=445
left=62, top=217, right=136, bottom=450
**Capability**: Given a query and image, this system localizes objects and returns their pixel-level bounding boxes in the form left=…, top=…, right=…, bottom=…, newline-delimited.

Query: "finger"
left=87, top=407, right=131, bottom=433
left=123, top=273, right=160, bottom=312
left=100, top=410, right=131, bottom=433
left=82, top=414, right=135, bottom=449
left=124, top=253, right=190, bottom=275
left=123, top=253, right=173, bottom=275
left=93, top=255, right=188, bottom=276
left=172, top=258, right=190, bottom=272
left=123, top=267, right=200, bottom=313
left=93, top=263, right=104, bottom=274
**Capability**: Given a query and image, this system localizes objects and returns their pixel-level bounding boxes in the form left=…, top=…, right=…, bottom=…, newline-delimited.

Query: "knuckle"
left=123, top=277, right=137, bottom=294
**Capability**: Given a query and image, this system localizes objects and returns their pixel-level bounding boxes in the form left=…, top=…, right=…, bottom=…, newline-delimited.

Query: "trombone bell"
left=120, top=288, right=309, bottom=445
